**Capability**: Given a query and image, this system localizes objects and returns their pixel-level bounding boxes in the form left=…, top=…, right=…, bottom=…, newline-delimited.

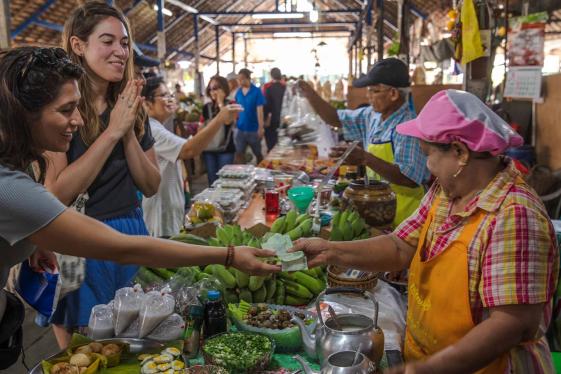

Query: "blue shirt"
left=337, top=98, right=430, bottom=186
left=235, top=84, right=266, bottom=132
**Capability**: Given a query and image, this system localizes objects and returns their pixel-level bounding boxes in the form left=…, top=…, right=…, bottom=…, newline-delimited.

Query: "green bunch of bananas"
left=209, top=224, right=262, bottom=248
left=329, top=209, right=370, bottom=241
left=269, top=210, right=313, bottom=241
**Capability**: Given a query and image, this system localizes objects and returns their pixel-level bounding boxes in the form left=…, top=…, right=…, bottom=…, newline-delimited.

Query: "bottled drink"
left=203, top=290, right=227, bottom=338
left=265, top=179, right=280, bottom=217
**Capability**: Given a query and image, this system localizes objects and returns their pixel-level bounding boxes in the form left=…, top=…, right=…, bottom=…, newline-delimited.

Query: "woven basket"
left=327, top=265, right=378, bottom=291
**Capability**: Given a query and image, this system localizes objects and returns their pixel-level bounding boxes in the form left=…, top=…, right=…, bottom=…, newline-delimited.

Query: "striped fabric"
left=336, top=99, right=430, bottom=185
left=395, top=159, right=559, bottom=373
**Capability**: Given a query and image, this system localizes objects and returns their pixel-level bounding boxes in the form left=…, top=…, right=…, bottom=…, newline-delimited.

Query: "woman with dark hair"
left=39, top=2, right=160, bottom=346
left=141, top=76, right=239, bottom=237
left=0, top=47, right=278, bottom=359
left=202, top=75, right=237, bottom=185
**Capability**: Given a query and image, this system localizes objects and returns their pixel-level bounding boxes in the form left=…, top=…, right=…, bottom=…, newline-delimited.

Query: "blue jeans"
left=234, top=130, right=263, bottom=162
left=203, top=151, right=235, bottom=185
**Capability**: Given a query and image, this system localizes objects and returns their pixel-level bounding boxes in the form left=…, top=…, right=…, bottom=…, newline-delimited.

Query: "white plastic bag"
left=147, top=313, right=185, bottom=341
left=112, top=285, right=144, bottom=336
left=87, top=304, right=114, bottom=339
left=138, top=289, right=175, bottom=338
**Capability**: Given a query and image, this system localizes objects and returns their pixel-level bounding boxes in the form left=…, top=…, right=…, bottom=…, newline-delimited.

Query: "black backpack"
left=0, top=290, right=25, bottom=369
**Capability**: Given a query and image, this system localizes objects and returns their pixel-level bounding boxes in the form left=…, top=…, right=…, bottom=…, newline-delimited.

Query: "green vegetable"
left=274, top=280, right=285, bottom=304
left=213, top=265, right=237, bottom=289
left=203, top=332, right=273, bottom=371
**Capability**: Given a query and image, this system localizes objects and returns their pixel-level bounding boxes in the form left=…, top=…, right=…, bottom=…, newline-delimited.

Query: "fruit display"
left=269, top=210, right=313, bottom=241
left=186, top=201, right=224, bottom=227
left=328, top=208, right=370, bottom=241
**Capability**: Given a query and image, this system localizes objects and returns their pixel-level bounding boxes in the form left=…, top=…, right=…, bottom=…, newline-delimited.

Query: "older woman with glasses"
left=141, top=76, right=240, bottom=237
left=202, top=75, right=238, bottom=185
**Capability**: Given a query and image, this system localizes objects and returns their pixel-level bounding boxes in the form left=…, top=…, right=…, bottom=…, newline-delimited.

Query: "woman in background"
left=201, top=76, right=237, bottom=186
left=141, top=76, right=240, bottom=237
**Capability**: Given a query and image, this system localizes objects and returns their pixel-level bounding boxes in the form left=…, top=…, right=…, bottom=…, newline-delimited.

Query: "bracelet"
left=225, top=245, right=235, bottom=268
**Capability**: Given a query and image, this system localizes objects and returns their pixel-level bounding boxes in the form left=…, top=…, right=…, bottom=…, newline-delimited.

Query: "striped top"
left=396, top=159, right=559, bottom=373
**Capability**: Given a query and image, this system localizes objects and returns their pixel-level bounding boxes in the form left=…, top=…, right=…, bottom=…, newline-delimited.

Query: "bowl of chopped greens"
left=202, top=331, right=275, bottom=373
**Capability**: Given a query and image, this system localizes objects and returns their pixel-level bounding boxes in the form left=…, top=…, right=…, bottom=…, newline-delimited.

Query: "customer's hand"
left=297, top=80, right=314, bottom=98
left=108, top=79, right=144, bottom=138
left=330, top=145, right=367, bottom=166
left=289, top=238, right=330, bottom=268
left=232, top=246, right=281, bottom=275
left=29, top=248, right=58, bottom=273
left=216, top=104, right=243, bottom=126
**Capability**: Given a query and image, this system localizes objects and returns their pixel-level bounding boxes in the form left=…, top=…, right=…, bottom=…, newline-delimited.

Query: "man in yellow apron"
left=298, top=58, right=430, bottom=226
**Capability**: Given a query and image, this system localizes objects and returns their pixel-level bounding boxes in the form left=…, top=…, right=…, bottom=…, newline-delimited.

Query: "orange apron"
left=404, top=196, right=508, bottom=373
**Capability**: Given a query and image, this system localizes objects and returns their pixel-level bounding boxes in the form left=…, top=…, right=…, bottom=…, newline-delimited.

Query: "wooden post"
left=0, top=0, right=10, bottom=49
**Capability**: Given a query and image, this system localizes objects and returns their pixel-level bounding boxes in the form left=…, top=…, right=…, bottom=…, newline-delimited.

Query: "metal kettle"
left=292, top=287, right=384, bottom=366
left=293, top=351, right=376, bottom=374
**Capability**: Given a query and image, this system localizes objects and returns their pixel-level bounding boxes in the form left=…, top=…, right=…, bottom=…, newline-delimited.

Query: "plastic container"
left=203, top=290, right=227, bottom=339
left=230, top=304, right=316, bottom=353
left=288, top=186, right=315, bottom=214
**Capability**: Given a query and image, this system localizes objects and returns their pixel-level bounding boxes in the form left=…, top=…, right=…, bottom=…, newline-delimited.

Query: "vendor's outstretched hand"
left=232, top=246, right=281, bottom=276
left=289, top=238, right=330, bottom=268
left=330, top=145, right=366, bottom=166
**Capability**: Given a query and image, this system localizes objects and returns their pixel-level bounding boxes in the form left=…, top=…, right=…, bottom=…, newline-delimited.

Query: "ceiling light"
left=309, top=9, right=319, bottom=22
left=273, top=32, right=312, bottom=38
left=252, top=13, right=305, bottom=19
left=178, top=60, right=191, bottom=69
left=153, top=5, right=173, bottom=17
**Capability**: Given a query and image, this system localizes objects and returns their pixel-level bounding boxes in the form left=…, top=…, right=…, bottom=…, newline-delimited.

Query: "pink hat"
left=397, top=90, right=523, bottom=155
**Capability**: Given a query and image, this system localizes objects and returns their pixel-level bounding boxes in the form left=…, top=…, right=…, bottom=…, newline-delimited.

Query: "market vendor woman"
left=298, top=58, right=430, bottom=226
left=292, top=90, right=559, bottom=373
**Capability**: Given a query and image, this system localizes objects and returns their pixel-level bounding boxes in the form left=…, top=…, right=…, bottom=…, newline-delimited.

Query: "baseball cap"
left=353, top=58, right=410, bottom=88
left=396, top=90, right=523, bottom=155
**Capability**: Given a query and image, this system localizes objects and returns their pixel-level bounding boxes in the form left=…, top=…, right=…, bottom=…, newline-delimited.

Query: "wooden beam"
left=0, top=0, right=9, bottom=49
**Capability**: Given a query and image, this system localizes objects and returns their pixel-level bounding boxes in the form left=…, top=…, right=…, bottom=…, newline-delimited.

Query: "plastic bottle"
left=203, top=290, right=227, bottom=338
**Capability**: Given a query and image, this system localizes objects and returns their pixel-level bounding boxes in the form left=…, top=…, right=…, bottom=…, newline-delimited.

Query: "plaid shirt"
left=396, top=159, right=559, bottom=373
left=337, top=99, right=430, bottom=185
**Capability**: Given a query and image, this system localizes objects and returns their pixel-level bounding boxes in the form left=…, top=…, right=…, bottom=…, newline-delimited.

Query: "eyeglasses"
left=154, top=93, right=175, bottom=100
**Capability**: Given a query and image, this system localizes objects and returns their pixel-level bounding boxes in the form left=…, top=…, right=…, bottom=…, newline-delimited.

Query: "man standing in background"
left=227, top=72, right=239, bottom=101
left=262, top=67, right=286, bottom=152
left=234, top=68, right=266, bottom=164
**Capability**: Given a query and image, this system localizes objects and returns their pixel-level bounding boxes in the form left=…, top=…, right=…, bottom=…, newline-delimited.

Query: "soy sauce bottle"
left=203, top=290, right=227, bottom=338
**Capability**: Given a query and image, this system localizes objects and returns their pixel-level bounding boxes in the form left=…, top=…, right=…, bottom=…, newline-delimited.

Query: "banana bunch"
left=200, top=264, right=326, bottom=306
left=269, top=210, right=313, bottom=241
left=209, top=224, right=262, bottom=248
left=329, top=209, right=370, bottom=241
